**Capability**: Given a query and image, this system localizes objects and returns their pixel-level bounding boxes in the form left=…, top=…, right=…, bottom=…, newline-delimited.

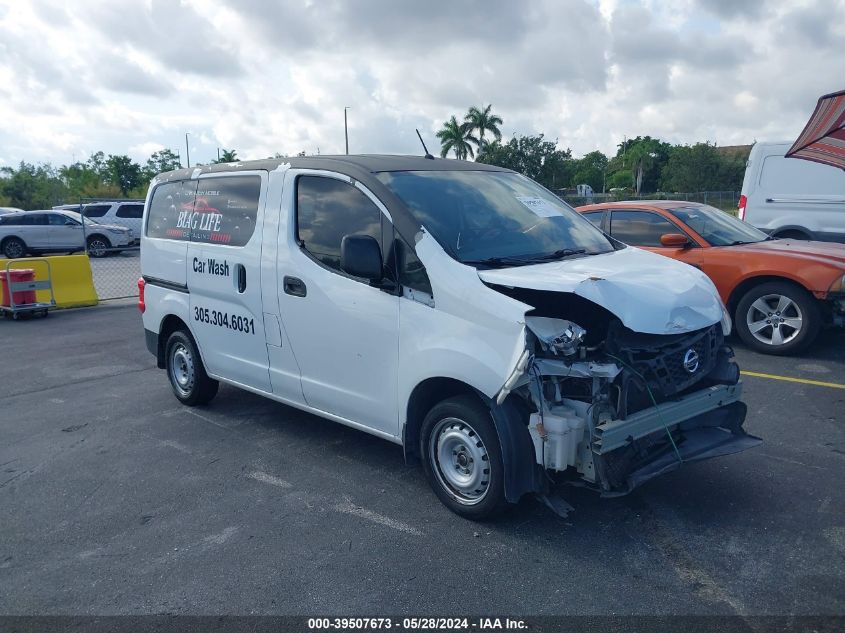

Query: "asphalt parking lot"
left=1, top=304, right=843, bottom=617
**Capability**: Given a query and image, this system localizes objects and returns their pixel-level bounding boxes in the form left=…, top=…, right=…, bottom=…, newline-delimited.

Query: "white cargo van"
left=739, top=141, right=845, bottom=242
left=139, top=156, right=760, bottom=519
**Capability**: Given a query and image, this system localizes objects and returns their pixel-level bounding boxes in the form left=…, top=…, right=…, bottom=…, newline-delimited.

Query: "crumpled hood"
left=477, top=246, right=722, bottom=335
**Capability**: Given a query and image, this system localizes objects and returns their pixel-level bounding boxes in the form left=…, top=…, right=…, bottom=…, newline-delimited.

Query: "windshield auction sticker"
left=515, top=196, right=563, bottom=218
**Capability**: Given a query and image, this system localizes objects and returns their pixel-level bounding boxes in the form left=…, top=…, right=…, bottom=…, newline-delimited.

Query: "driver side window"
left=609, top=210, right=685, bottom=247
left=296, top=176, right=383, bottom=274
left=48, top=214, right=74, bottom=226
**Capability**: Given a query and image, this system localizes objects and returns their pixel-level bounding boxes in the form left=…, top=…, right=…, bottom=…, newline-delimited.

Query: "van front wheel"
left=165, top=329, right=219, bottom=406
left=420, top=395, right=508, bottom=520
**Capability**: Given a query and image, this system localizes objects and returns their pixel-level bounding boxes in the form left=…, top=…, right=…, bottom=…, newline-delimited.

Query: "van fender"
left=141, top=281, right=193, bottom=366
left=478, top=391, right=547, bottom=504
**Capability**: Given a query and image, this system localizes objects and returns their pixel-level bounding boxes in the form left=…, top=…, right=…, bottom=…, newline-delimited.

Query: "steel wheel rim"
left=88, top=239, right=107, bottom=256
left=5, top=240, right=23, bottom=258
left=169, top=343, right=195, bottom=397
left=429, top=417, right=490, bottom=506
left=746, top=293, right=803, bottom=346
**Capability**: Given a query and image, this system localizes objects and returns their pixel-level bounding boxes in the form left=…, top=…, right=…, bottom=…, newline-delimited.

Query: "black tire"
left=735, top=281, right=821, bottom=355
left=165, top=329, right=219, bottom=406
left=86, top=235, right=111, bottom=258
left=420, top=395, right=509, bottom=520
left=2, top=237, right=27, bottom=259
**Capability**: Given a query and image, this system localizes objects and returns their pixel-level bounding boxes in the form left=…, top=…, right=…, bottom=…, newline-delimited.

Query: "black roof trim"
left=155, top=154, right=510, bottom=182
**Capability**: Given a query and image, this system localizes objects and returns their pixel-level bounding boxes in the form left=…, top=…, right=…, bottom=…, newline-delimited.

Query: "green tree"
left=477, top=134, right=572, bottom=189
left=60, top=161, right=104, bottom=200
left=464, top=104, right=503, bottom=150
left=436, top=116, right=478, bottom=160
left=0, top=162, right=66, bottom=209
left=660, top=143, right=719, bottom=192
left=570, top=150, right=608, bottom=192
left=86, top=151, right=108, bottom=181
left=105, top=155, right=143, bottom=195
left=144, top=149, right=182, bottom=179
left=214, top=149, right=238, bottom=163
left=608, top=136, right=672, bottom=194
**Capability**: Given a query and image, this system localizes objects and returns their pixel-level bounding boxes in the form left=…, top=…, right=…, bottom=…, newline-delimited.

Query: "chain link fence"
left=558, top=191, right=741, bottom=214
left=61, top=198, right=142, bottom=300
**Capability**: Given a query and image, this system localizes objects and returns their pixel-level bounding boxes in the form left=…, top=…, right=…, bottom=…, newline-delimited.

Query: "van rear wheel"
left=420, top=395, right=508, bottom=520
left=165, top=329, right=219, bottom=405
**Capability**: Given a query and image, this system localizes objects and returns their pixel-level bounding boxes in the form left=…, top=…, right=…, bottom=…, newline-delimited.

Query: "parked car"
left=0, top=209, right=133, bottom=258
left=739, top=141, right=845, bottom=242
left=53, top=200, right=144, bottom=242
left=0, top=207, right=24, bottom=215
left=140, top=156, right=760, bottom=520
left=577, top=200, right=845, bottom=354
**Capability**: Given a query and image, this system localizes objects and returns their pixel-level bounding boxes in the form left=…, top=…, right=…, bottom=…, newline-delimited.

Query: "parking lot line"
left=741, top=370, right=845, bottom=390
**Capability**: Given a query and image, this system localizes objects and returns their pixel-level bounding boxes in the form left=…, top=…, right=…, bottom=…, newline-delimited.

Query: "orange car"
left=576, top=201, right=845, bottom=355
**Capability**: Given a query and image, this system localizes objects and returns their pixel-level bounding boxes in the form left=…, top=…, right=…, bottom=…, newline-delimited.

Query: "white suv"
left=0, top=210, right=132, bottom=258
left=54, top=201, right=144, bottom=243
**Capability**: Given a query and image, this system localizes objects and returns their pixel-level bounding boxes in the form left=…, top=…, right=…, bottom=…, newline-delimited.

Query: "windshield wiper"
left=463, top=248, right=588, bottom=269
left=526, top=248, right=587, bottom=262
left=462, top=256, right=536, bottom=268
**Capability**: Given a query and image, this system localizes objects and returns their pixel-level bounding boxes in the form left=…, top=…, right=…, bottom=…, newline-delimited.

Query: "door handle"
left=236, top=264, right=247, bottom=293
left=283, top=276, right=307, bottom=297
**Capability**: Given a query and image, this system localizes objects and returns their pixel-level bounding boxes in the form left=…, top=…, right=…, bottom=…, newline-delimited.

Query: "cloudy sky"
left=0, top=0, right=842, bottom=167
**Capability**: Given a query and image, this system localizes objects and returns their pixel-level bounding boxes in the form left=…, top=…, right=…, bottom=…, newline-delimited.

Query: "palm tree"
left=464, top=104, right=502, bottom=150
left=436, top=116, right=478, bottom=160
left=214, top=149, right=238, bottom=163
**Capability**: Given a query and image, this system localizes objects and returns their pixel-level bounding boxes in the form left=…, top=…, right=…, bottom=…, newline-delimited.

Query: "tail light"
left=737, top=194, right=747, bottom=220
left=137, top=277, right=146, bottom=313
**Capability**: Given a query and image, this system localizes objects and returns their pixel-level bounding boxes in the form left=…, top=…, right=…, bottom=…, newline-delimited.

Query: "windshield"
left=668, top=204, right=769, bottom=246
left=377, top=170, right=615, bottom=266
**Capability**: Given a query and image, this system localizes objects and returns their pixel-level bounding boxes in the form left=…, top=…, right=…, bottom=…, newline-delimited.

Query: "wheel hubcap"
left=89, top=240, right=107, bottom=256
left=170, top=343, right=195, bottom=396
left=6, top=241, right=22, bottom=258
left=429, top=417, right=490, bottom=506
left=746, top=293, right=803, bottom=346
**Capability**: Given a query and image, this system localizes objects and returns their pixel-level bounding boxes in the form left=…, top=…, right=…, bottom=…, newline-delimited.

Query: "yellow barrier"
left=11, top=255, right=100, bottom=308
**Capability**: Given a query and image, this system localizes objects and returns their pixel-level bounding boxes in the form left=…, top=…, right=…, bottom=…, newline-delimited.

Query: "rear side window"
left=22, top=213, right=48, bottom=226
left=190, top=176, right=261, bottom=246
left=296, top=176, right=382, bottom=272
left=83, top=205, right=111, bottom=218
left=146, top=180, right=199, bottom=240
left=116, top=204, right=144, bottom=219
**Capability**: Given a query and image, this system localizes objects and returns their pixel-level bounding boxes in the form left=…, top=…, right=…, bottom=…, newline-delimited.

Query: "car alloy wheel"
left=87, top=237, right=109, bottom=257
left=745, top=293, right=803, bottom=347
left=3, top=239, right=24, bottom=259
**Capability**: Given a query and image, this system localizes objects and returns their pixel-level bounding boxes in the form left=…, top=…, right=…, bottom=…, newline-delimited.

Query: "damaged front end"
left=495, top=291, right=762, bottom=497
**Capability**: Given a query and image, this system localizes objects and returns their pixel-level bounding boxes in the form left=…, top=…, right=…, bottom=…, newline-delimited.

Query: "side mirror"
left=340, top=234, right=383, bottom=282
left=660, top=233, right=690, bottom=249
